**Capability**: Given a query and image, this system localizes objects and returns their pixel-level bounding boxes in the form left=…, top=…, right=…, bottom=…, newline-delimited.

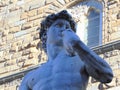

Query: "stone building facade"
left=0, top=0, right=120, bottom=90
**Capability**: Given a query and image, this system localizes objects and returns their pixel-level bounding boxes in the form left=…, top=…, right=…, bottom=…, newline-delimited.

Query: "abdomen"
left=51, top=55, right=89, bottom=90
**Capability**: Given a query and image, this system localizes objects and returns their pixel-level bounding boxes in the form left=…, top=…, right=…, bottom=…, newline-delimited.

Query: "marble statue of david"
left=19, top=10, right=113, bottom=90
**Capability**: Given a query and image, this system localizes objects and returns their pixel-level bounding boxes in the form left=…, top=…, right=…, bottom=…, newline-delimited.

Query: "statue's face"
left=47, top=19, right=71, bottom=45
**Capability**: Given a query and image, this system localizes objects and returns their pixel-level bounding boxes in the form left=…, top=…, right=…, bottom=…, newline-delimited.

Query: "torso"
left=28, top=51, right=89, bottom=90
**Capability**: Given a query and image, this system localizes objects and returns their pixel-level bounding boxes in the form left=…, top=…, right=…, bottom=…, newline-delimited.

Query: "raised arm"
left=73, top=40, right=113, bottom=83
left=62, top=30, right=113, bottom=83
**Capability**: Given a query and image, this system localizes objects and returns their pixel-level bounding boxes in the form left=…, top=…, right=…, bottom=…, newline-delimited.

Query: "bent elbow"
left=101, top=72, right=113, bottom=83
left=106, top=72, right=113, bottom=83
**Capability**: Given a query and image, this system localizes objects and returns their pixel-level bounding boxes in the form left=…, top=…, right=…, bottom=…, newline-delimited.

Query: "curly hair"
left=39, top=10, right=76, bottom=53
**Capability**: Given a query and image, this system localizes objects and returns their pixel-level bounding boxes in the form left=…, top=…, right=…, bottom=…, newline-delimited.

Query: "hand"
left=62, top=29, right=80, bottom=56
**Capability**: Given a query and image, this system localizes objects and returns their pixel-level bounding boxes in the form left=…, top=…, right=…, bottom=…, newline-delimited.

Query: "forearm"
left=73, top=40, right=113, bottom=83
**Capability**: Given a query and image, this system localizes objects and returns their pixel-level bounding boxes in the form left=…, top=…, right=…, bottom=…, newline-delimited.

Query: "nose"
left=61, top=29, right=65, bottom=32
left=60, top=27, right=65, bottom=32
left=61, top=26, right=68, bottom=31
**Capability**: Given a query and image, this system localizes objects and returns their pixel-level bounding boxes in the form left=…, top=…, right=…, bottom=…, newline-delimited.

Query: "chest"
left=32, top=55, right=88, bottom=90
left=53, top=54, right=84, bottom=73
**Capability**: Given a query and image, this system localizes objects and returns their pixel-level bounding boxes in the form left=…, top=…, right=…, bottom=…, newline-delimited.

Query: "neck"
left=47, top=43, right=63, bottom=60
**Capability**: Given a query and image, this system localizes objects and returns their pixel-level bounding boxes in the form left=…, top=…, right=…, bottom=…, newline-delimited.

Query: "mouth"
left=58, top=32, right=62, bottom=37
left=59, top=31, right=64, bottom=37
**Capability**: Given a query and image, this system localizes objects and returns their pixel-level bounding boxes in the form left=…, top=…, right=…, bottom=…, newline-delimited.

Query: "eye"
left=55, top=24, right=60, bottom=27
left=55, top=23, right=62, bottom=28
left=66, top=24, right=71, bottom=29
left=66, top=25, right=70, bottom=29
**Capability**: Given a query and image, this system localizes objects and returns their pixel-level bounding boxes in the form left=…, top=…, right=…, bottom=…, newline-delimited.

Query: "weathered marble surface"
left=19, top=10, right=113, bottom=90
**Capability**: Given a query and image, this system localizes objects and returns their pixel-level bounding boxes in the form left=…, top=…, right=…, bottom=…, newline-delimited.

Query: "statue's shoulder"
left=35, top=60, right=53, bottom=71
left=24, top=62, right=48, bottom=77
left=41, top=60, right=52, bottom=67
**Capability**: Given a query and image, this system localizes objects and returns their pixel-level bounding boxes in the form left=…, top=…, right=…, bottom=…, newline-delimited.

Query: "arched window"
left=68, top=0, right=103, bottom=48
left=86, top=7, right=100, bottom=47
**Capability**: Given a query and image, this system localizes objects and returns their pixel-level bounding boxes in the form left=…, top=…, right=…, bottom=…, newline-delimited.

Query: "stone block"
left=11, top=40, right=22, bottom=48
left=22, top=0, right=42, bottom=12
left=11, top=52, right=22, bottom=59
left=8, top=14, right=20, bottom=24
left=16, top=0, right=25, bottom=6
left=22, top=34, right=32, bottom=44
left=10, top=64, right=19, bottom=71
left=117, top=12, right=120, bottom=19
left=10, top=59, right=16, bottom=65
left=14, top=30, right=27, bottom=37
left=46, top=0, right=55, bottom=4
left=37, top=8, right=44, bottom=14
left=0, top=2, right=7, bottom=8
left=9, top=0, right=18, bottom=3
left=20, top=12, right=28, bottom=20
left=23, top=4, right=30, bottom=12
left=29, top=3, right=41, bottom=10
left=35, top=0, right=45, bottom=7
left=107, top=0, right=117, bottom=6
left=0, top=86, right=4, bottom=90
left=112, top=27, right=118, bottom=32
left=1, top=37, right=7, bottom=46
left=25, top=42, right=36, bottom=49
left=21, top=21, right=33, bottom=30
left=20, top=57, right=28, bottom=62
left=9, top=46, right=17, bottom=53
left=109, top=3, right=117, bottom=9
left=31, top=31, right=39, bottom=39
left=114, top=69, right=120, bottom=77
left=0, top=21, right=4, bottom=28
left=33, top=34, right=39, bottom=40
left=111, top=31, right=120, bottom=40
left=48, top=4, right=59, bottom=11
left=0, top=67, right=9, bottom=74
left=111, top=21, right=117, bottom=27
left=14, top=19, right=26, bottom=26
left=53, top=1, right=63, bottom=8
left=0, top=51, right=3, bottom=58
left=45, top=9, right=56, bottom=14
left=33, top=19, right=40, bottom=27
left=8, top=85, right=16, bottom=90
left=37, top=5, right=50, bottom=14
left=2, top=30, right=9, bottom=36
left=64, top=0, right=69, bottom=3
left=111, top=14, right=117, bottom=20
left=28, top=9, right=37, bottom=17
left=4, top=61, right=13, bottom=67
left=28, top=14, right=43, bottom=21
left=9, top=7, right=18, bottom=12
left=18, top=45, right=25, bottom=51
left=23, top=59, right=35, bottom=66
left=28, top=53, right=34, bottom=59
left=117, top=20, right=120, bottom=25
left=30, top=47, right=38, bottom=53
left=57, top=0, right=65, bottom=5
left=0, top=60, right=5, bottom=67
left=22, top=49, right=31, bottom=56
left=6, top=34, right=14, bottom=41
left=9, top=26, right=21, bottom=33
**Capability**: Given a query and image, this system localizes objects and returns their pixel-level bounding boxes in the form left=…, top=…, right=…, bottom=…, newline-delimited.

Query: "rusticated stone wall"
left=0, top=0, right=120, bottom=90
left=102, top=0, right=120, bottom=44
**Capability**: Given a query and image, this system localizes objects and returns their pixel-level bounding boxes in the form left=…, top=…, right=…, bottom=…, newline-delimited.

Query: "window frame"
left=67, top=0, right=103, bottom=48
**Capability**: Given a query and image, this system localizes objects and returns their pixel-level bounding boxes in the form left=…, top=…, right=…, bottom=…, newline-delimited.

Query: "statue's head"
left=39, top=10, right=76, bottom=53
